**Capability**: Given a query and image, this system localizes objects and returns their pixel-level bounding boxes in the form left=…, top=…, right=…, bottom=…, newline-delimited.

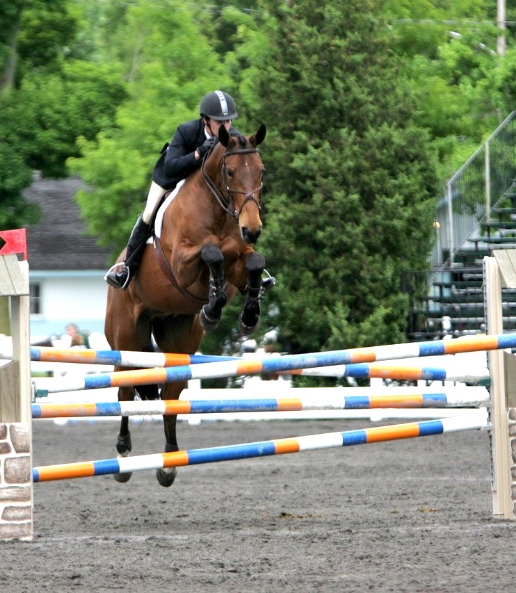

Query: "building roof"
left=24, top=174, right=113, bottom=271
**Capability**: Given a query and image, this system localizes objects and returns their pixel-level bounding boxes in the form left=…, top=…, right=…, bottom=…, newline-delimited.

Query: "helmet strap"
left=205, top=118, right=215, bottom=138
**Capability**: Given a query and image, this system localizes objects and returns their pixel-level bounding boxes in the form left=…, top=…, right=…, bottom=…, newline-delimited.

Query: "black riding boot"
left=105, top=215, right=151, bottom=290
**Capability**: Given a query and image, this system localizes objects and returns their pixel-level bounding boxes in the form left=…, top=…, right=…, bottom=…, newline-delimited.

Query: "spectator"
left=65, top=323, right=90, bottom=348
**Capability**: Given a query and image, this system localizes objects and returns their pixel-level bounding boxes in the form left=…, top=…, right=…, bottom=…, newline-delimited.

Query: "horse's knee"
left=201, top=244, right=223, bottom=267
left=245, top=251, right=265, bottom=274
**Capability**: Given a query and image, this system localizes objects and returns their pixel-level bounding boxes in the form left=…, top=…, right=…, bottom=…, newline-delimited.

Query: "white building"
left=24, top=175, right=113, bottom=342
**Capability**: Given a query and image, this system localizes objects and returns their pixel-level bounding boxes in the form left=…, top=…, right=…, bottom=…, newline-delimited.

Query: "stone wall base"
left=0, top=422, right=33, bottom=540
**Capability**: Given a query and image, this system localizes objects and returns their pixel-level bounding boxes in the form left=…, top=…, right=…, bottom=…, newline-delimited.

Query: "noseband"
left=201, top=148, right=263, bottom=221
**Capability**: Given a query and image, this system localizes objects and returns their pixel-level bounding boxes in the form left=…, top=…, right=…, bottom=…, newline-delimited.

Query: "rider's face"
left=206, top=118, right=232, bottom=137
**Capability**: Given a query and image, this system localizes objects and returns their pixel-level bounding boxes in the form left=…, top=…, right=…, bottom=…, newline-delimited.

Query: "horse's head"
left=203, top=124, right=266, bottom=244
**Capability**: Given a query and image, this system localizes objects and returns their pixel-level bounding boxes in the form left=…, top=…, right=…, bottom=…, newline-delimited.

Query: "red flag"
left=0, top=229, right=27, bottom=260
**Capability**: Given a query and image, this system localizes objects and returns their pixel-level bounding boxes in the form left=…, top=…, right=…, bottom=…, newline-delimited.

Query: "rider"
left=105, top=90, right=240, bottom=290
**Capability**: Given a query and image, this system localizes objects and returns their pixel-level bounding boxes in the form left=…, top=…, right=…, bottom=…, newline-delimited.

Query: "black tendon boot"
left=105, top=215, right=151, bottom=289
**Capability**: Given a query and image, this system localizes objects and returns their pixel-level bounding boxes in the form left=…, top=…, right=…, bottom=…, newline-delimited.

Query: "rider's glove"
left=197, top=137, right=217, bottom=158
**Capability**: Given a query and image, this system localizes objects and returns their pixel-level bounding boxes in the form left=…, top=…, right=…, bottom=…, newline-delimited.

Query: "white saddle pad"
left=151, top=179, right=186, bottom=241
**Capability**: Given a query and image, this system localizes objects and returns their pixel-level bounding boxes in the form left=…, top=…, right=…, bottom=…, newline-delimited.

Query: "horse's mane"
left=233, top=134, right=248, bottom=148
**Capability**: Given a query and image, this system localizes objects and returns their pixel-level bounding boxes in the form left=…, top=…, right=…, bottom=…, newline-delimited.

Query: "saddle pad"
left=151, top=179, right=186, bottom=241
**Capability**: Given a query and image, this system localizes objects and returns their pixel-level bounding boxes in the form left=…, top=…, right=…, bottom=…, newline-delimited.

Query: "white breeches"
left=142, top=181, right=167, bottom=224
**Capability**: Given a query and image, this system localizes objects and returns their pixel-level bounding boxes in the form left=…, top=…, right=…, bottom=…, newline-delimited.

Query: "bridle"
left=201, top=147, right=263, bottom=222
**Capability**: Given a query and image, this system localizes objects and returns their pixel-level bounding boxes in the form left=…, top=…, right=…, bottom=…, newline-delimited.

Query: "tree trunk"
left=0, top=15, right=21, bottom=96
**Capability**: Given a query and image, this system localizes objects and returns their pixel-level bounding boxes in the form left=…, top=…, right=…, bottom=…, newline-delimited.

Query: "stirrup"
left=104, top=262, right=131, bottom=290
left=261, top=270, right=276, bottom=293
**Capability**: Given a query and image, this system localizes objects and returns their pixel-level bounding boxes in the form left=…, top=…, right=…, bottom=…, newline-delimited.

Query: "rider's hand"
left=196, top=137, right=217, bottom=159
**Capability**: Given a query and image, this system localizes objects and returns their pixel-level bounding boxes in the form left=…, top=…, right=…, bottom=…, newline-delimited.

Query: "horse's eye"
left=226, top=169, right=235, bottom=179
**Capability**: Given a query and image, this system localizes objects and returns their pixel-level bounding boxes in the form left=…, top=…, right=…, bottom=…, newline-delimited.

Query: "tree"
left=0, top=0, right=123, bottom=232
left=0, top=0, right=77, bottom=94
left=253, top=0, right=439, bottom=354
left=383, top=0, right=507, bottom=180
left=69, top=1, right=237, bottom=257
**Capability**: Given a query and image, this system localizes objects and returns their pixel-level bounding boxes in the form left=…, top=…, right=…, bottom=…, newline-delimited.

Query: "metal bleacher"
left=405, top=111, right=516, bottom=340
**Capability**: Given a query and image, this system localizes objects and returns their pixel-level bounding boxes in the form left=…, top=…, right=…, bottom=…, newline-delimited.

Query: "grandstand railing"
left=433, top=111, right=516, bottom=267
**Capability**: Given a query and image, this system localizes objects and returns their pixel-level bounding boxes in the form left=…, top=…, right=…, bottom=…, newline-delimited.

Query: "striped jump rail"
left=25, top=332, right=514, bottom=370
left=35, top=362, right=490, bottom=396
left=1, top=347, right=238, bottom=368
left=31, top=391, right=491, bottom=419
left=33, top=415, right=488, bottom=482
left=280, top=364, right=489, bottom=383
left=33, top=332, right=513, bottom=396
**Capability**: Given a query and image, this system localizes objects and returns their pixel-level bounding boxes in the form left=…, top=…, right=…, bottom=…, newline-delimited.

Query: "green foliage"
left=384, top=0, right=508, bottom=182
left=254, top=0, right=439, bottom=353
left=0, top=0, right=124, bottom=230
left=69, top=1, right=236, bottom=256
left=0, top=141, right=39, bottom=229
left=16, top=0, right=78, bottom=77
left=3, top=61, right=127, bottom=178
left=4, top=0, right=516, bottom=356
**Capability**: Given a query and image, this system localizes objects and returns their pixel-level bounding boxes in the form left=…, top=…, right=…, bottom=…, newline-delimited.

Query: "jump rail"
left=280, top=363, right=489, bottom=380
left=31, top=390, right=491, bottom=418
left=34, top=333, right=513, bottom=395
left=13, top=347, right=238, bottom=368
left=33, top=415, right=488, bottom=482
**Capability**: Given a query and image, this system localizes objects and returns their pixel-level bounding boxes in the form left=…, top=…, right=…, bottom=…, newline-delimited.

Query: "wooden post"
left=0, top=230, right=32, bottom=540
left=484, top=251, right=516, bottom=519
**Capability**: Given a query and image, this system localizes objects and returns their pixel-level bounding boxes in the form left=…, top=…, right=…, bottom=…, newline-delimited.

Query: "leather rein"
left=153, top=146, right=262, bottom=304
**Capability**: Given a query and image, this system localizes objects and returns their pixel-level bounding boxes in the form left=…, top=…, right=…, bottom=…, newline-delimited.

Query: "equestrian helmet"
left=200, top=90, right=238, bottom=121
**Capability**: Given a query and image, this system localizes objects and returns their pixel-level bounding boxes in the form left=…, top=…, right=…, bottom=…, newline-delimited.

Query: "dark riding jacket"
left=152, top=118, right=240, bottom=190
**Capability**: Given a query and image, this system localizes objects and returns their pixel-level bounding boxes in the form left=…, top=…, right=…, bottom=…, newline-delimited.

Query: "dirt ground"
left=1, top=417, right=515, bottom=593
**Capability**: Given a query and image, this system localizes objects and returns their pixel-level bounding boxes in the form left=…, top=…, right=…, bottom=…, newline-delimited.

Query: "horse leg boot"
left=239, top=251, right=266, bottom=335
left=105, top=215, right=151, bottom=290
left=113, top=416, right=133, bottom=483
left=199, top=244, right=226, bottom=331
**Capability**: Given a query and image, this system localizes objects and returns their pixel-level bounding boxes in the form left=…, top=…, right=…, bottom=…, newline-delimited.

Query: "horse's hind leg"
left=114, top=385, right=134, bottom=483
left=199, top=243, right=226, bottom=331
left=155, top=381, right=186, bottom=488
left=153, top=314, right=203, bottom=487
left=239, top=251, right=266, bottom=335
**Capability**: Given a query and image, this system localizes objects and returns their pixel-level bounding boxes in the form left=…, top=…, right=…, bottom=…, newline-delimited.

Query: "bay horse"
left=105, top=124, right=268, bottom=487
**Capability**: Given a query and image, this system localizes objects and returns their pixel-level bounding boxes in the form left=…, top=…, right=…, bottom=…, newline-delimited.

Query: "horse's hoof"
left=200, top=308, right=220, bottom=331
left=114, top=471, right=133, bottom=483
left=238, top=313, right=259, bottom=336
left=156, top=467, right=177, bottom=487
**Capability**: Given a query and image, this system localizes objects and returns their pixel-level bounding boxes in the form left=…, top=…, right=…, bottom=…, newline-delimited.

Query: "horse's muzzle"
left=241, top=226, right=262, bottom=244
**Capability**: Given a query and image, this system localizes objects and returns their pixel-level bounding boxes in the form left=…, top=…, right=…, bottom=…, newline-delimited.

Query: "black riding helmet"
left=199, top=90, right=238, bottom=121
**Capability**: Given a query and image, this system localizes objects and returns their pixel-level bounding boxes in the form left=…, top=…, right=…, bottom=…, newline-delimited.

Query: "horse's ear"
left=250, top=124, right=266, bottom=147
left=218, top=124, right=231, bottom=148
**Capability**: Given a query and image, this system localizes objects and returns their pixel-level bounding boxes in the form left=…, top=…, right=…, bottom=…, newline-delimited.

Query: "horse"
left=104, top=123, right=268, bottom=487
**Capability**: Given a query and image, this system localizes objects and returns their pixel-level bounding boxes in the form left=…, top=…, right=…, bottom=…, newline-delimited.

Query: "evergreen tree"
left=254, top=0, right=439, bottom=353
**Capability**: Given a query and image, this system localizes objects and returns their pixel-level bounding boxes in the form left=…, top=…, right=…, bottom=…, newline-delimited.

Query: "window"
left=30, top=283, right=41, bottom=315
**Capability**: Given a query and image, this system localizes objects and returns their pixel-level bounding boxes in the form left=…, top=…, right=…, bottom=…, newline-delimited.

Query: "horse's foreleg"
left=199, top=243, right=226, bottom=331
left=113, top=383, right=137, bottom=483
left=239, top=251, right=266, bottom=335
left=114, top=413, right=133, bottom=483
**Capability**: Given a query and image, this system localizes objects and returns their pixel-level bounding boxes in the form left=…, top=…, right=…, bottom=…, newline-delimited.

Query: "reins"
left=201, top=147, right=263, bottom=221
